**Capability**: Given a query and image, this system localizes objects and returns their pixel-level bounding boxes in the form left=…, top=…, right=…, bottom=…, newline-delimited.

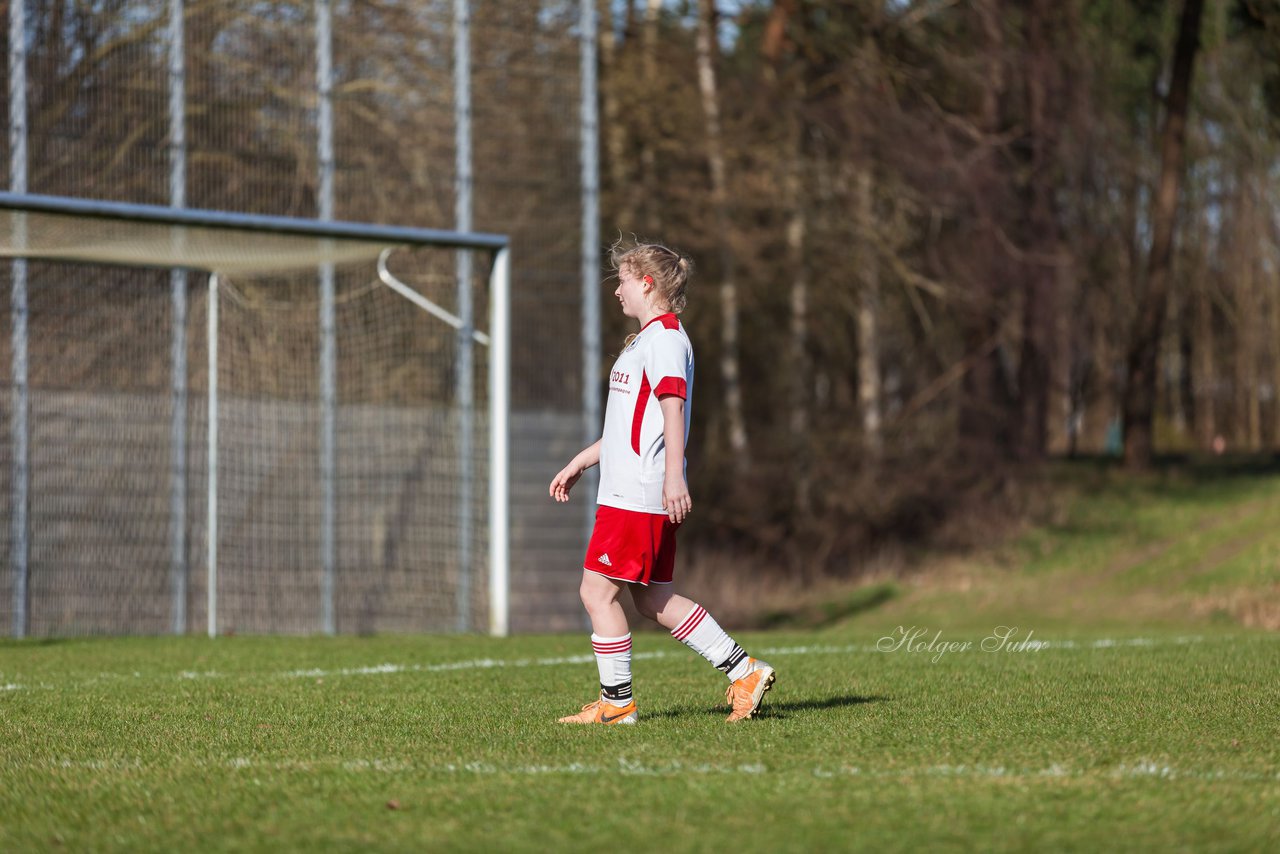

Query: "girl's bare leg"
left=630, top=584, right=696, bottom=631
left=579, top=569, right=629, bottom=636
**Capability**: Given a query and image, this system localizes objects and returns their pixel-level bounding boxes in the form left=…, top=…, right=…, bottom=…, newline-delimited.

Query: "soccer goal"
left=0, top=191, right=511, bottom=638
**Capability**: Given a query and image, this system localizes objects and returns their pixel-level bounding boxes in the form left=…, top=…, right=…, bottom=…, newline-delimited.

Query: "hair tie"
left=643, top=275, right=654, bottom=285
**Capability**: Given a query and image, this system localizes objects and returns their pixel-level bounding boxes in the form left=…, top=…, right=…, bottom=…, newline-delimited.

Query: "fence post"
left=8, top=0, right=29, bottom=639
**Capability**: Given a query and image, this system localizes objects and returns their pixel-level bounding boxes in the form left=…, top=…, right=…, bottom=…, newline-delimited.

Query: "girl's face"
left=614, top=265, right=651, bottom=320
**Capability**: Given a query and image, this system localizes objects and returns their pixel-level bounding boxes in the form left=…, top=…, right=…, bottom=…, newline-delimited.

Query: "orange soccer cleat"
left=557, top=694, right=638, bottom=725
left=725, top=658, right=776, bottom=722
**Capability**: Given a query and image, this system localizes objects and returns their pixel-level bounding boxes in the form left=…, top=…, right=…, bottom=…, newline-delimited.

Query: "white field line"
left=275, top=635, right=1212, bottom=681
left=0, top=634, right=1246, bottom=691
left=20, top=755, right=1280, bottom=784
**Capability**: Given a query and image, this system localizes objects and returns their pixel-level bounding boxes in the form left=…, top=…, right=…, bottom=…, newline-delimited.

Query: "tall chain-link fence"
left=1, top=0, right=594, bottom=635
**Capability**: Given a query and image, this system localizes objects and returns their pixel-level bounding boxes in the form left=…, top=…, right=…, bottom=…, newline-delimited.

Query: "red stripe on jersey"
left=631, top=369, right=651, bottom=455
left=672, top=605, right=707, bottom=640
left=653, top=376, right=686, bottom=400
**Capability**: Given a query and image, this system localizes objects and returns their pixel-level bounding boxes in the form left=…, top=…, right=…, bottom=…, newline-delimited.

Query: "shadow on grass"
left=755, top=583, right=900, bottom=630
left=0, top=637, right=67, bottom=649
left=767, top=694, right=890, bottom=713
left=1059, top=453, right=1280, bottom=492
left=644, top=694, right=889, bottom=721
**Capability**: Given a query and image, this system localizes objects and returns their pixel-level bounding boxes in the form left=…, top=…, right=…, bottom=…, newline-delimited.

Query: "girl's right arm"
left=549, top=439, right=601, bottom=503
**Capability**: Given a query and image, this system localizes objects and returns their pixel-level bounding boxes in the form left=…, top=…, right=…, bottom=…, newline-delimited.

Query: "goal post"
left=1, top=191, right=511, bottom=638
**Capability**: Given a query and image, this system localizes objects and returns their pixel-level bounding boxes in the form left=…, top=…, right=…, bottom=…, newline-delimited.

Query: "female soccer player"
left=549, top=242, right=775, bottom=724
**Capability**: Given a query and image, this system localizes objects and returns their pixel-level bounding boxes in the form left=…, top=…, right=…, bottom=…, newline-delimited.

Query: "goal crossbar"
left=2, top=191, right=511, bottom=637
left=0, top=191, right=507, bottom=273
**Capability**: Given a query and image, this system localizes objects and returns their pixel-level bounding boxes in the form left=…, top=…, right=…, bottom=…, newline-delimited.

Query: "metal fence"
left=2, top=0, right=599, bottom=636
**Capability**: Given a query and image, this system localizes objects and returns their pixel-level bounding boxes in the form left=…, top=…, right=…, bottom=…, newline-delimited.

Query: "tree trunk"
left=1048, top=258, right=1074, bottom=455
left=1272, top=251, right=1280, bottom=450
left=765, top=0, right=809, bottom=503
left=855, top=167, right=882, bottom=459
left=696, top=0, right=749, bottom=463
left=1082, top=290, right=1116, bottom=453
left=1164, top=287, right=1187, bottom=441
left=1192, top=250, right=1216, bottom=451
left=1015, top=0, right=1056, bottom=462
left=1235, top=216, right=1262, bottom=451
left=784, top=132, right=812, bottom=512
left=761, top=0, right=797, bottom=65
left=596, top=0, right=628, bottom=202
left=956, top=0, right=1011, bottom=467
left=1122, top=0, right=1205, bottom=469
left=639, top=0, right=662, bottom=236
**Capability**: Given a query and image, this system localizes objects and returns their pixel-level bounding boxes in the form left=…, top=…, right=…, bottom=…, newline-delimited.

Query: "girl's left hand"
left=662, top=476, right=691, bottom=524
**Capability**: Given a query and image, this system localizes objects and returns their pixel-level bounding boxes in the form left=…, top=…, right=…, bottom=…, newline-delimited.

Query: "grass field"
left=3, top=463, right=1279, bottom=852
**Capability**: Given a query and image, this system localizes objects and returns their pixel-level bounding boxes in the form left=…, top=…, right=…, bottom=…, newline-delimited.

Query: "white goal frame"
left=1, top=191, right=511, bottom=637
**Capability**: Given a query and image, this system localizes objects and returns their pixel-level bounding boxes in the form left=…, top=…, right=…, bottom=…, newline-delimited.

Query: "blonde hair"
left=610, top=239, right=693, bottom=314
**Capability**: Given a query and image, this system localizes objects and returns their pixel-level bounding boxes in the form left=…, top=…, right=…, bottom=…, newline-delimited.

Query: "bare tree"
left=597, top=0, right=629, bottom=202
left=953, top=0, right=1014, bottom=468
left=761, top=0, right=816, bottom=505
left=1233, top=185, right=1264, bottom=450
left=639, top=0, right=663, bottom=236
left=1122, top=0, right=1205, bottom=469
left=1187, top=225, right=1208, bottom=453
left=696, top=0, right=749, bottom=463
left=1272, top=239, right=1280, bottom=450
left=1014, top=0, right=1067, bottom=462
left=855, top=166, right=883, bottom=459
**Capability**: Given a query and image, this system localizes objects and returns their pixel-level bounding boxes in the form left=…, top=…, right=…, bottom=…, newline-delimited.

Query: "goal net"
left=0, top=193, right=510, bottom=637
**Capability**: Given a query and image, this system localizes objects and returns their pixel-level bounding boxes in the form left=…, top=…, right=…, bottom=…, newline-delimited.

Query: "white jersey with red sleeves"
left=597, top=313, right=694, bottom=513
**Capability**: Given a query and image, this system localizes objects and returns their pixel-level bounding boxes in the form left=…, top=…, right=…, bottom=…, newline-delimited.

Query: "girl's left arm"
left=658, top=395, right=691, bottom=524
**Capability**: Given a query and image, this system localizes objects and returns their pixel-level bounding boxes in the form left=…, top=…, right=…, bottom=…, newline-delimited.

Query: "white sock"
left=591, top=633, right=633, bottom=706
left=670, top=604, right=751, bottom=682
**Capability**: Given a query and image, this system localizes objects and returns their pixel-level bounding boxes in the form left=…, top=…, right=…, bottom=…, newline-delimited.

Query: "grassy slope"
left=2, top=463, right=1278, bottom=852
left=870, top=460, right=1280, bottom=634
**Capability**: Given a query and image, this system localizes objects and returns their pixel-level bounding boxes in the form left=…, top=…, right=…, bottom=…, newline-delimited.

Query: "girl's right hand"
left=549, top=463, right=583, bottom=503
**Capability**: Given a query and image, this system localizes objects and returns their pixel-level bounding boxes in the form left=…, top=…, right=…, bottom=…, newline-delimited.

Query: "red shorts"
left=583, top=505, right=680, bottom=586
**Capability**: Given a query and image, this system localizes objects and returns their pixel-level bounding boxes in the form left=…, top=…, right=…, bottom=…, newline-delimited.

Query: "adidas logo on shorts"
left=597, top=554, right=612, bottom=566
